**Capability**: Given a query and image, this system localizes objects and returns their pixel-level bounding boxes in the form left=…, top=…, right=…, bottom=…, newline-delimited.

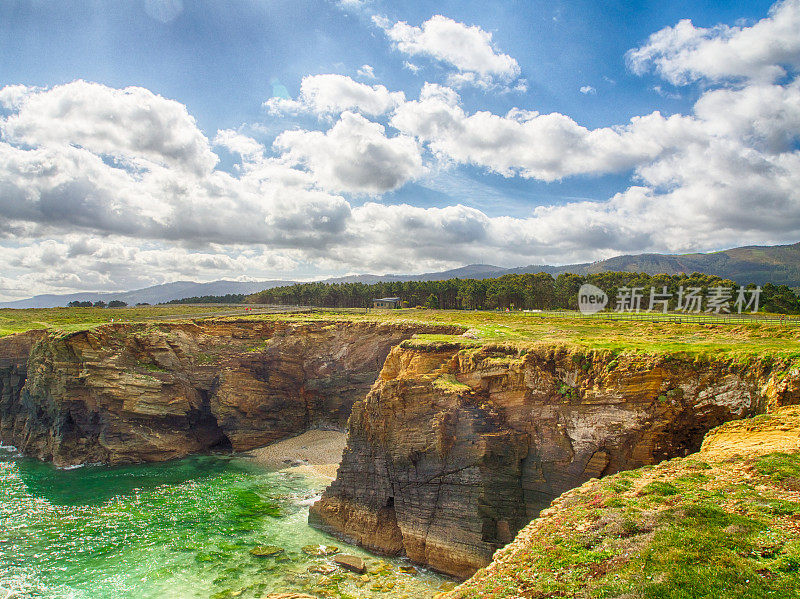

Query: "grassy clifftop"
left=444, top=407, right=800, bottom=599
left=2, top=307, right=800, bottom=362
left=0, top=305, right=267, bottom=337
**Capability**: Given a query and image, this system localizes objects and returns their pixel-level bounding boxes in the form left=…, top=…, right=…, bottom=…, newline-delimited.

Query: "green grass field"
left=0, top=305, right=257, bottom=337
left=223, top=308, right=800, bottom=360
left=2, top=306, right=800, bottom=361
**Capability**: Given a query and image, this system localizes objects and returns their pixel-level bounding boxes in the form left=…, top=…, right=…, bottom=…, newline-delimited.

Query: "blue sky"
left=0, top=0, right=798, bottom=298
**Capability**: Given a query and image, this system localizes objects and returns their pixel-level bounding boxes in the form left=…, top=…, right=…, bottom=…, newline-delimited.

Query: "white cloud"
left=403, top=61, right=421, bottom=74
left=263, top=96, right=305, bottom=116
left=652, top=85, right=681, bottom=99
left=374, top=14, right=521, bottom=89
left=0, top=84, right=39, bottom=109
left=336, top=0, right=367, bottom=9
left=357, top=64, right=376, bottom=79
left=213, top=129, right=265, bottom=161
left=391, top=83, right=686, bottom=181
left=392, top=74, right=800, bottom=184
left=264, top=74, right=404, bottom=117
left=1, top=80, right=218, bottom=175
left=579, top=85, right=596, bottom=95
left=273, top=111, right=424, bottom=194
left=692, top=80, right=800, bottom=153
left=626, top=0, right=800, bottom=84
left=0, top=235, right=300, bottom=300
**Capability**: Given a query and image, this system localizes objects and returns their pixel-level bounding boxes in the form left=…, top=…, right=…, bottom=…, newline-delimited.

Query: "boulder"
left=333, top=554, right=366, bottom=574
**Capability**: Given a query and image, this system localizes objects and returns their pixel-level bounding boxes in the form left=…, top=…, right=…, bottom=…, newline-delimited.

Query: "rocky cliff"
left=0, top=329, right=46, bottom=447
left=443, top=405, right=800, bottom=598
left=0, top=320, right=454, bottom=465
left=309, top=342, right=800, bottom=578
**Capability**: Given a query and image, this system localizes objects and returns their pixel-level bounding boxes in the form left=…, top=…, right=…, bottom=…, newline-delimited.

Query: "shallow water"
left=0, top=448, right=451, bottom=598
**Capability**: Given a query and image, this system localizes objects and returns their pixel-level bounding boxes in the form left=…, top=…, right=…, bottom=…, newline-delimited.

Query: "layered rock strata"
left=0, top=320, right=453, bottom=465
left=309, top=342, right=799, bottom=578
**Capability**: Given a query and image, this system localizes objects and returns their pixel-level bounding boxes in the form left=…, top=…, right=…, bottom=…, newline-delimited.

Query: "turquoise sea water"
left=0, top=447, right=450, bottom=598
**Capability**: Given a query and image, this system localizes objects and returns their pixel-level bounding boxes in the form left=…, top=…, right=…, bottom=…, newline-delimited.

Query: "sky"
left=0, top=0, right=798, bottom=300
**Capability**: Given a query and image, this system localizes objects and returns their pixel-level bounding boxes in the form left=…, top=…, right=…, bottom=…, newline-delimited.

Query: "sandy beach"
left=244, top=430, right=347, bottom=479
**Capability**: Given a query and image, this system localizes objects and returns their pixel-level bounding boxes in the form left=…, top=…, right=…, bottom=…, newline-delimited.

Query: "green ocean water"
left=0, top=447, right=450, bottom=598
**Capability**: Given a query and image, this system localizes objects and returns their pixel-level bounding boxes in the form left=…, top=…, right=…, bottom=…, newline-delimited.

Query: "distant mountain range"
left=325, top=242, right=800, bottom=288
left=0, top=280, right=294, bottom=309
left=2, top=242, right=798, bottom=308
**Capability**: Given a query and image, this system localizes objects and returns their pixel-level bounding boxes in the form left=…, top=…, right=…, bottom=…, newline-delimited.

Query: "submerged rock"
left=301, top=544, right=339, bottom=556
left=307, top=564, right=337, bottom=575
left=333, top=554, right=366, bottom=574
left=249, top=545, right=284, bottom=557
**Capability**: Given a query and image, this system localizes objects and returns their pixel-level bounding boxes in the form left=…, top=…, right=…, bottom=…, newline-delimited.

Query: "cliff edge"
left=310, top=340, right=800, bottom=578
left=443, top=405, right=800, bottom=597
left=0, top=319, right=457, bottom=465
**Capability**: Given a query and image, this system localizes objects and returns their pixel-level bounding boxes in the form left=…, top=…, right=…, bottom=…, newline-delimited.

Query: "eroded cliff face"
left=0, top=330, right=46, bottom=448
left=0, top=320, right=453, bottom=466
left=309, top=343, right=800, bottom=578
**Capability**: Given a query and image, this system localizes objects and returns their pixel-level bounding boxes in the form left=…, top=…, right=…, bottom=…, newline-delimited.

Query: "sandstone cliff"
left=310, top=342, right=800, bottom=578
left=443, top=405, right=800, bottom=597
left=0, top=320, right=454, bottom=465
left=0, top=329, right=46, bottom=447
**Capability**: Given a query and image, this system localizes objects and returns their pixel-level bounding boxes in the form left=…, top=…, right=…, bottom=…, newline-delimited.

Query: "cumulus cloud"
left=264, top=74, right=404, bottom=117
left=273, top=111, right=424, bottom=193
left=374, top=14, right=521, bottom=89
left=580, top=85, right=596, bottom=95
left=390, top=83, right=689, bottom=181
left=357, top=64, right=376, bottom=79
left=0, top=235, right=300, bottom=300
left=391, top=73, right=800, bottom=186
left=626, top=0, right=800, bottom=84
left=213, top=129, right=265, bottom=161
left=0, top=82, right=362, bottom=252
left=1, top=80, right=218, bottom=175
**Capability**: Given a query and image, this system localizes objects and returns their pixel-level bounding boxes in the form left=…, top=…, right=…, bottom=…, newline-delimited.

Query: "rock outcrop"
left=310, top=342, right=800, bottom=578
left=442, top=405, right=800, bottom=598
left=0, top=320, right=455, bottom=465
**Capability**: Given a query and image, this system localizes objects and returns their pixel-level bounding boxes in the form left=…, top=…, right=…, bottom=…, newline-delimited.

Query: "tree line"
left=165, top=294, right=247, bottom=304
left=68, top=300, right=131, bottom=308
left=246, top=272, right=800, bottom=314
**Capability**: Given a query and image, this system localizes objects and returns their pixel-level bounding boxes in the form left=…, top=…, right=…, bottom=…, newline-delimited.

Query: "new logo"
left=578, top=284, right=608, bottom=315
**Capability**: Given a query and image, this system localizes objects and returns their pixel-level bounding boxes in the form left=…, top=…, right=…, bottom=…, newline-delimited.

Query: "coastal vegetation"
left=3, top=306, right=800, bottom=361
left=0, top=304, right=251, bottom=337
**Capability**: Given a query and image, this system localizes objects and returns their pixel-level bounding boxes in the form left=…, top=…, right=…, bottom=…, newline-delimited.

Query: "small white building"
left=372, top=297, right=402, bottom=309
